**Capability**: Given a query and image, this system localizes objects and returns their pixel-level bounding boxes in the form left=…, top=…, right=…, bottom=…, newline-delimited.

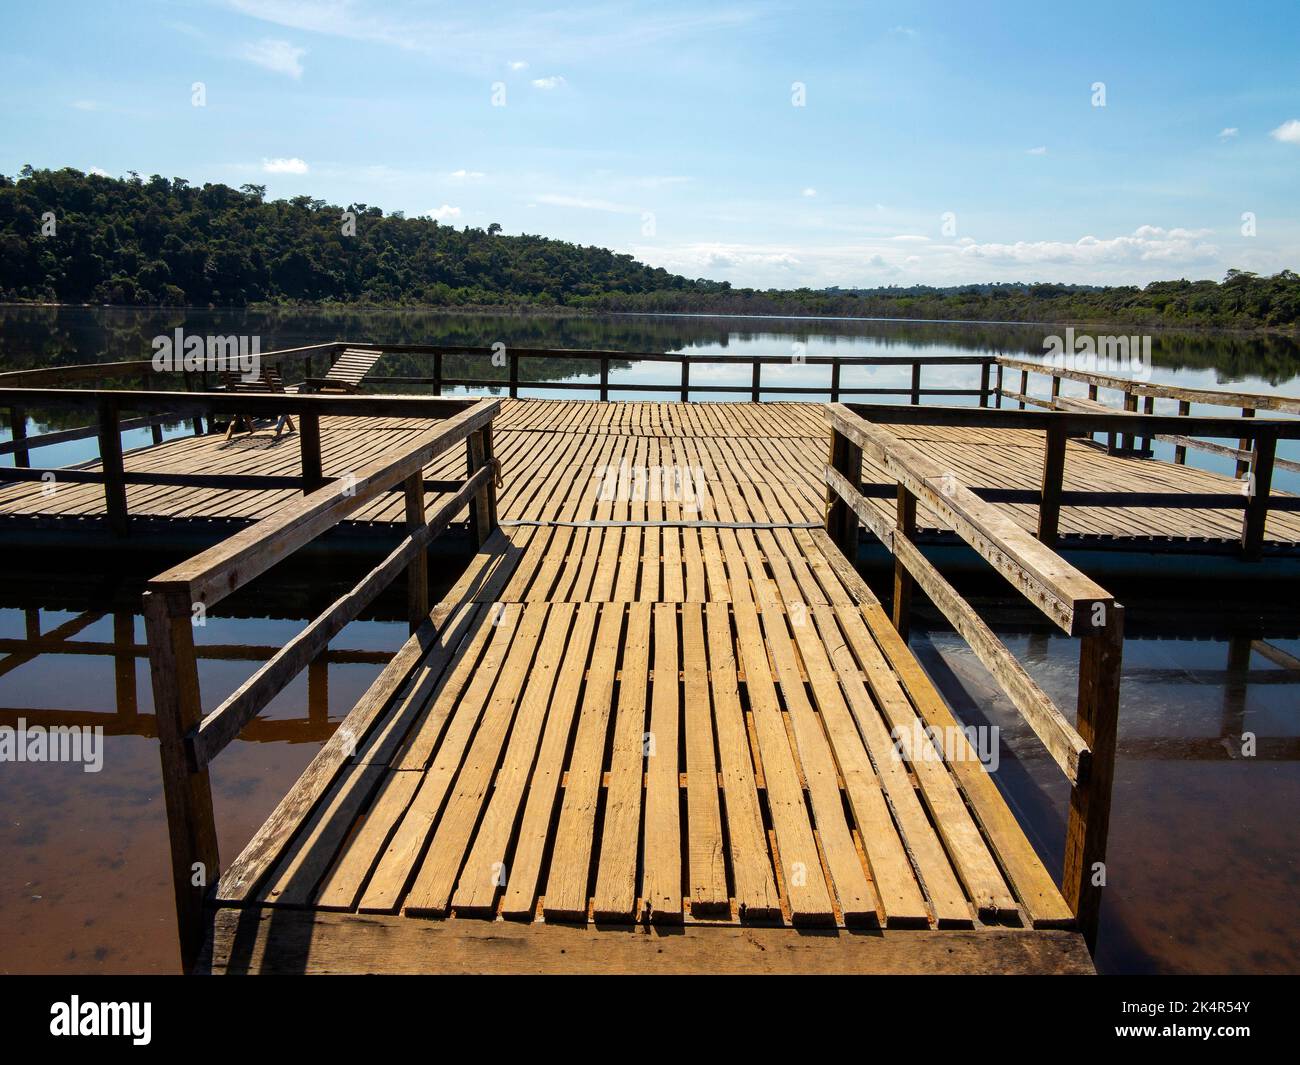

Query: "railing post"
left=751, top=361, right=761, bottom=402
left=890, top=485, right=917, bottom=641
left=298, top=411, right=323, bottom=493
left=1121, top=391, right=1137, bottom=451
left=910, top=363, right=921, bottom=405
left=1037, top=422, right=1067, bottom=548
left=829, top=361, right=840, bottom=403
left=978, top=361, right=990, bottom=408
left=151, top=420, right=164, bottom=446
left=1050, top=373, right=1061, bottom=406
left=181, top=369, right=204, bottom=436
left=403, top=472, right=429, bottom=631
left=680, top=358, right=690, bottom=402
left=466, top=424, right=498, bottom=546
left=995, top=363, right=1004, bottom=408
left=1064, top=604, right=1124, bottom=953
left=1241, top=429, right=1276, bottom=561
left=433, top=351, right=443, bottom=396
left=1236, top=407, right=1255, bottom=478
left=508, top=349, right=519, bottom=399
left=1140, top=395, right=1155, bottom=454
left=9, top=406, right=29, bottom=467
left=825, top=427, right=862, bottom=559
left=143, top=587, right=220, bottom=973
left=1174, top=400, right=1191, bottom=464
left=600, top=356, right=610, bottom=401
left=1018, top=369, right=1029, bottom=410
left=97, top=398, right=129, bottom=537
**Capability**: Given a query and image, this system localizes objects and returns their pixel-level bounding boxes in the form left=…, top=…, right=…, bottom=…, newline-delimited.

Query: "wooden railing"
left=824, top=403, right=1123, bottom=948
left=141, top=397, right=499, bottom=968
left=841, top=402, right=1300, bottom=561
left=0, top=387, right=490, bottom=536
left=996, top=355, right=1300, bottom=477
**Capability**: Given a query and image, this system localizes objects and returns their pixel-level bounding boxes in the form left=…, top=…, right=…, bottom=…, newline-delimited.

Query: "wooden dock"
left=3, top=397, right=1299, bottom=555
left=4, top=346, right=1299, bottom=974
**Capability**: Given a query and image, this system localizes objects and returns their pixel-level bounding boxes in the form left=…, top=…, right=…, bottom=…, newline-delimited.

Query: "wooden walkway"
left=176, top=398, right=1125, bottom=974
left=3, top=399, right=1298, bottom=552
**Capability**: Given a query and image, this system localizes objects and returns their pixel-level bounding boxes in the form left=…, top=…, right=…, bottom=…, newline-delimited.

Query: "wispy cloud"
left=239, top=38, right=307, bottom=78
left=531, top=75, right=566, bottom=90
left=262, top=157, right=309, bottom=174
left=1270, top=119, right=1300, bottom=144
left=1219, top=127, right=1239, bottom=139
left=449, top=169, right=485, bottom=180
left=801, top=187, right=817, bottom=197
left=427, top=204, right=462, bottom=221
left=71, top=99, right=103, bottom=111
left=1027, top=146, right=1048, bottom=155
left=508, top=59, right=528, bottom=71
left=537, top=193, right=638, bottom=214
left=88, top=166, right=110, bottom=177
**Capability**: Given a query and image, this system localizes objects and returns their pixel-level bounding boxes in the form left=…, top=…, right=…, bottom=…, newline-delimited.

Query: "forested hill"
left=2, top=167, right=1297, bottom=329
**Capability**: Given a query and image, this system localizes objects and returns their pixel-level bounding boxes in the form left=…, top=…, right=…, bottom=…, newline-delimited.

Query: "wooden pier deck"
left=3, top=398, right=1299, bottom=554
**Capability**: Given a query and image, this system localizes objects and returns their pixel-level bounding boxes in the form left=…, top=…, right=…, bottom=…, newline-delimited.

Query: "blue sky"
left=2, top=0, right=1298, bottom=287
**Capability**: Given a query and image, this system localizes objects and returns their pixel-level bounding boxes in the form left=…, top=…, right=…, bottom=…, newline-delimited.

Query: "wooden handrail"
left=140, top=395, right=500, bottom=969
left=823, top=403, right=1123, bottom=950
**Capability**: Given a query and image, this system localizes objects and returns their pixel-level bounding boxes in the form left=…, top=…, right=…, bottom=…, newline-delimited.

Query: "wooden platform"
left=3, top=399, right=1297, bottom=553
left=166, top=399, right=1124, bottom=974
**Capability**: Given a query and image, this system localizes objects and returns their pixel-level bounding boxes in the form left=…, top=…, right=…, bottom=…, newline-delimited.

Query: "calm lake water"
left=0, top=305, right=1297, bottom=973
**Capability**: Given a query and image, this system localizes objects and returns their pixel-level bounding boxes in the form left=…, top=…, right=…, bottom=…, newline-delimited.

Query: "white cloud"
left=71, top=100, right=103, bottom=111
left=1027, top=146, right=1048, bottom=155
left=449, top=169, right=485, bottom=180
left=801, top=187, right=817, bottom=197
left=239, top=38, right=306, bottom=78
left=428, top=204, right=462, bottom=221
left=1219, top=127, right=1239, bottom=139
left=88, top=166, right=110, bottom=177
left=508, top=60, right=528, bottom=70
left=262, top=157, right=309, bottom=174
left=531, top=75, right=566, bottom=90
left=1270, top=119, right=1300, bottom=144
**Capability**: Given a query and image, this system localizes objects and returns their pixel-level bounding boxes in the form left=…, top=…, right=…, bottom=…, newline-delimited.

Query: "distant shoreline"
left=2, top=301, right=1298, bottom=338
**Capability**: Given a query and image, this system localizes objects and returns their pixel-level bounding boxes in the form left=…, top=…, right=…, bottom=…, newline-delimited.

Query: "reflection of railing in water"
left=0, top=606, right=393, bottom=743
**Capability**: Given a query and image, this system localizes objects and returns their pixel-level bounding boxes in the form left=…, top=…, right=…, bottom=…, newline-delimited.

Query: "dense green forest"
left=2, top=167, right=1298, bottom=330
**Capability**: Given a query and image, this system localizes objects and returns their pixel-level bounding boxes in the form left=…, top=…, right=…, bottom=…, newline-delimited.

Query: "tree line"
left=1, top=167, right=1296, bottom=330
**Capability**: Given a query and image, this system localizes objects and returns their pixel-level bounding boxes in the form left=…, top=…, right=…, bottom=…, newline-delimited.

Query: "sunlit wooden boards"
left=4, top=398, right=1293, bottom=548
left=221, top=521, right=1074, bottom=934
left=199, top=908, right=1096, bottom=975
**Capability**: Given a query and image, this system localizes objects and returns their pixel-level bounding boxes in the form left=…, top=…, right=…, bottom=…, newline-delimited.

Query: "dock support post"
left=1241, top=429, right=1276, bottom=561
left=404, top=472, right=429, bottom=630
left=1038, top=422, right=1067, bottom=547
left=751, top=361, right=762, bottom=402
left=891, top=485, right=917, bottom=642
left=467, top=425, right=498, bottom=546
left=1017, top=369, right=1028, bottom=410
left=1064, top=604, right=1124, bottom=953
left=1121, top=392, right=1137, bottom=451
left=298, top=412, right=323, bottom=493
left=9, top=406, right=29, bottom=467
left=910, top=363, right=921, bottom=405
left=1236, top=407, right=1255, bottom=478
left=829, top=361, right=840, bottom=403
left=97, top=398, right=129, bottom=537
left=143, top=588, right=220, bottom=973
left=433, top=351, right=443, bottom=396
left=978, top=361, right=990, bottom=408
left=1173, top=400, right=1191, bottom=464
left=994, top=363, right=1004, bottom=408
left=1140, top=395, right=1155, bottom=454
left=825, top=429, right=861, bottom=560
left=600, top=357, right=610, bottom=401
left=509, top=350, right=519, bottom=399
left=680, top=359, right=690, bottom=403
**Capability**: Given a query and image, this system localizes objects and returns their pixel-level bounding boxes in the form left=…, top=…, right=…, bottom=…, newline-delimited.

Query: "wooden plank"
left=200, top=907, right=1095, bottom=975
left=592, top=601, right=652, bottom=921
left=542, top=603, right=626, bottom=921
left=641, top=602, right=683, bottom=923
left=680, top=601, right=729, bottom=916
